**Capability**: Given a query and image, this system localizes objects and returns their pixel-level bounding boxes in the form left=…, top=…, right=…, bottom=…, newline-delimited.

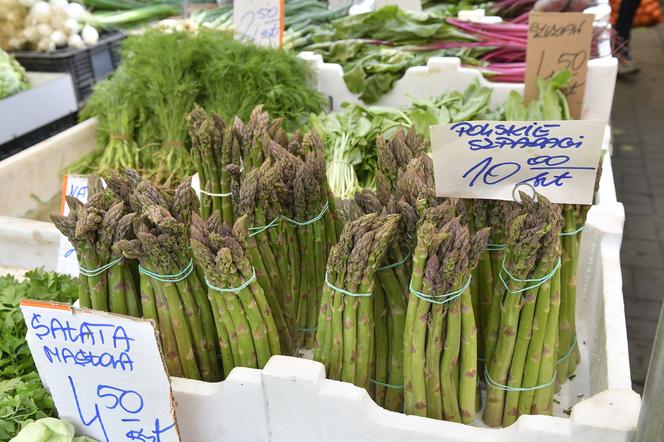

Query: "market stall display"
left=0, top=1, right=634, bottom=440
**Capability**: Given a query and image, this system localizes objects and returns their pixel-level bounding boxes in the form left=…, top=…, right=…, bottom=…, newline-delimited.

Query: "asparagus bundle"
left=270, top=136, right=341, bottom=350
left=483, top=195, right=563, bottom=427
left=187, top=105, right=289, bottom=222
left=114, top=176, right=220, bottom=382
left=313, top=213, right=399, bottom=393
left=51, top=174, right=141, bottom=317
left=190, top=212, right=281, bottom=377
left=403, top=202, right=489, bottom=423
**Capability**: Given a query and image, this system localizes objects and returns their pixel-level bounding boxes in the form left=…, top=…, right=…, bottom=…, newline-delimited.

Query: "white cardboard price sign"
left=20, top=300, right=179, bottom=442
left=56, top=175, right=89, bottom=277
left=234, top=0, right=284, bottom=47
left=430, top=120, right=605, bottom=204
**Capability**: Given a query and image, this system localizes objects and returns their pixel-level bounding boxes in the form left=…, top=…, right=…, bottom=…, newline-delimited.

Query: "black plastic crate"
left=0, top=113, right=78, bottom=161
left=13, top=32, right=126, bottom=107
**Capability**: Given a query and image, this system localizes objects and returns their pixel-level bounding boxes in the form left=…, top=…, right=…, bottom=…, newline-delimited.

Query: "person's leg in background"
left=615, top=0, right=642, bottom=75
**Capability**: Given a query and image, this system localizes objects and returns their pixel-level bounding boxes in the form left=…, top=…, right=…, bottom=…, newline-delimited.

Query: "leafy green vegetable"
left=0, top=270, right=78, bottom=440
left=0, top=49, right=28, bottom=100
left=74, top=29, right=325, bottom=184
left=302, top=5, right=489, bottom=103
left=10, top=417, right=97, bottom=442
left=313, top=73, right=571, bottom=197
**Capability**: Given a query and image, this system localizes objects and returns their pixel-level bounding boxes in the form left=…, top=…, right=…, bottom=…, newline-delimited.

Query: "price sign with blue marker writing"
left=430, top=120, right=605, bottom=204
left=20, top=301, right=180, bottom=442
left=234, top=0, right=284, bottom=47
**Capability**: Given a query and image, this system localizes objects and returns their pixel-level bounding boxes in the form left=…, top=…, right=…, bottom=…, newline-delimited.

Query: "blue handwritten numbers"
left=430, top=119, right=605, bottom=204
left=235, top=0, right=282, bottom=47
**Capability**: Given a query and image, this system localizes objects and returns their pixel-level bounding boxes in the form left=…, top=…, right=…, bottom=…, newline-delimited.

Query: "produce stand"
left=0, top=2, right=644, bottom=441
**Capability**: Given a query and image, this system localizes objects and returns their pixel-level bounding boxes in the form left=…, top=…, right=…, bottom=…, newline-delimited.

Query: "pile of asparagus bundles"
left=191, top=212, right=281, bottom=376
left=51, top=174, right=140, bottom=316
left=113, top=174, right=221, bottom=382
left=189, top=104, right=341, bottom=353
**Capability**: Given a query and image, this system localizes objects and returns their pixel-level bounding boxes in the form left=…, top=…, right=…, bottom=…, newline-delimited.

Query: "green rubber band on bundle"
left=79, top=257, right=124, bottom=277
left=139, top=259, right=194, bottom=283
left=325, top=272, right=372, bottom=297
left=485, top=243, right=507, bottom=251
left=378, top=251, right=412, bottom=271
left=557, top=335, right=577, bottom=363
left=560, top=225, right=585, bottom=236
left=370, top=379, right=404, bottom=389
left=484, top=367, right=556, bottom=392
left=205, top=267, right=257, bottom=293
left=299, top=327, right=318, bottom=333
left=499, top=256, right=561, bottom=294
left=408, top=275, right=472, bottom=305
left=199, top=188, right=232, bottom=198
left=282, top=201, right=329, bottom=227
left=248, top=216, right=281, bottom=237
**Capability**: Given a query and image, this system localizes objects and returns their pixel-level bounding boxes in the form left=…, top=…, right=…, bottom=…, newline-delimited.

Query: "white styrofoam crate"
left=0, top=72, right=78, bottom=145
left=300, top=53, right=618, bottom=122
left=0, top=120, right=635, bottom=440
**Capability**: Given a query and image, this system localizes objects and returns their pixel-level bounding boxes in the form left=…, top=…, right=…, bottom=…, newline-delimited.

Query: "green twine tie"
left=378, top=251, right=412, bottom=272
left=139, top=259, right=194, bottom=283
left=248, top=216, right=281, bottom=237
left=557, top=335, right=578, bottom=364
left=298, top=327, right=318, bottom=333
left=499, top=256, right=561, bottom=294
left=79, top=257, right=124, bottom=277
left=560, top=225, right=585, bottom=236
left=485, top=243, right=507, bottom=251
left=282, top=202, right=329, bottom=227
left=485, top=367, right=556, bottom=392
left=205, top=267, right=257, bottom=293
left=370, top=379, right=404, bottom=389
left=325, top=272, right=372, bottom=297
left=408, top=275, right=472, bottom=305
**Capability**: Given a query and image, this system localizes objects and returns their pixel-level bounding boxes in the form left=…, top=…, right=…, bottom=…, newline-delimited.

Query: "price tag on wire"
left=56, top=175, right=89, bottom=277
left=524, top=12, right=594, bottom=119
left=234, top=0, right=284, bottom=47
left=429, top=119, right=605, bottom=204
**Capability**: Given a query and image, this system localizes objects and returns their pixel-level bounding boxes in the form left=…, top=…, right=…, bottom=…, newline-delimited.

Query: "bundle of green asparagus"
left=114, top=176, right=221, bottom=382
left=314, top=213, right=399, bottom=393
left=271, top=138, right=341, bottom=350
left=482, top=195, right=563, bottom=427
left=190, top=212, right=281, bottom=377
left=51, top=175, right=141, bottom=317
left=403, top=201, right=490, bottom=423
left=187, top=105, right=289, bottom=223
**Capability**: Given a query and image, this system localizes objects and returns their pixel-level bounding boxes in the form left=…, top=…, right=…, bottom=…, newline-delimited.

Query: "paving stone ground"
left=611, top=22, right=664, bottom=389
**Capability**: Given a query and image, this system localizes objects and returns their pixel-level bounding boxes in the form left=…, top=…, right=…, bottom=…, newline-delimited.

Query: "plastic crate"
left=13, top=32, right=125, bottom=107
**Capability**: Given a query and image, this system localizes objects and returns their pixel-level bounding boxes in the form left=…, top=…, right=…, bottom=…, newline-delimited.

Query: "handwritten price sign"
left=234, top=0, right=284, bottom=47
left=524, top=12, right=594, bottom=119
left=56, top=175, right=89, bottom=277
left=430, top=120, right=605, bottom=204
left=21, top=301, right=179, bottom=442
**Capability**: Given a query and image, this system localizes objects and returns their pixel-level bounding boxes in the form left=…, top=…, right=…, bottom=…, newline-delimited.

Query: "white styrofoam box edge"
left=351, top=0, right=422, bottom=14
left=0, top=72, right=78, bottom=145
left=0, top=117, right=98, bottom=219
left=298, top=54, right=618, bottom=122
left=0, top=216, right=59, bottom=271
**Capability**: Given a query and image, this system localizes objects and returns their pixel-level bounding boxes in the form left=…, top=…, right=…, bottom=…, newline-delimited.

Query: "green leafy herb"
left=0, top=270, right=78, bottom=440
